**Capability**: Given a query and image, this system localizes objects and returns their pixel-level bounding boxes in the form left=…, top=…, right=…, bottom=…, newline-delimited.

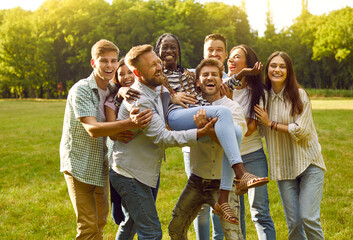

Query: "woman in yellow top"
left=255, top=51, right=326, bottom=240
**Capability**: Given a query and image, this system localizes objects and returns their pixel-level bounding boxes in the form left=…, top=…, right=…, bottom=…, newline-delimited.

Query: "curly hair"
left=154, top=33, right=195, bottom=96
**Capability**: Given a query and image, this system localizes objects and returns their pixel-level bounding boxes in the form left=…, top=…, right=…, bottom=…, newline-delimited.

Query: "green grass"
left=0, top=99, right=352, bottom=239
left=306, top=88, right=353, bottom=98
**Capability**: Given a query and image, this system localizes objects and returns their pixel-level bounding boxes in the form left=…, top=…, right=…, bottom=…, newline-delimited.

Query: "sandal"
left=233, top=178, right=248, bottom=195
left=212, top=202, right=239, bottom=225
left=234, top=172, right=269, bottom=195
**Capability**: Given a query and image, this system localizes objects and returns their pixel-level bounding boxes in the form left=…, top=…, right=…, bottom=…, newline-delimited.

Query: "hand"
left=118, top=87, right=141, bottom=103
left=254, top=104, right=271, bottom=127
left=110, top=130, right=133, bottom=143
left=129, top=107, right=153, bottom=129
left=198, top=117, right=219, bottom=143
left=193, top=108, right=209, bottom=128
left=220, top=84, right=233, bottom=99
left=170, top=92, right=198, bottom=108
left=244, top=118, right=258, bottom=137
left=237, top=61, right=263, bottom=79
left=193, top=109, right=219, bottom=141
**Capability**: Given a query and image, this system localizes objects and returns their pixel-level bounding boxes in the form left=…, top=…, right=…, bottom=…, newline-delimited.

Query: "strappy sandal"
left=234, top=172, right=269, bottom=195
left=212, top=202, right=239, bottom=225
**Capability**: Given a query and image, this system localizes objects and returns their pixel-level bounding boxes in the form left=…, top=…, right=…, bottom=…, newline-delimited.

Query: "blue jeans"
left=168, top=106, right=242, bottom=190
left=240, top=148, right=276, bottom=240
left=194, top=205, right=225, bottom=240
left=183, top=151, right=224, bottom=240
left=277, top=164, right=325, bottom=240
left=109, top=170, right=162, bottom=240
left=110, top=170, right=160, bottom=240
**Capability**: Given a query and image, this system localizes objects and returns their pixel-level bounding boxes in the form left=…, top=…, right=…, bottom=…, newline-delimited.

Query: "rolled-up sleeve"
left=137, top=97, right=198, bottom=148
left=288, top=92, right=312, bottom=142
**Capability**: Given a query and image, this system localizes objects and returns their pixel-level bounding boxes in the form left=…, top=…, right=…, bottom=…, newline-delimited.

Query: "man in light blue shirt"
left=109, top=44, right=216, bottom=240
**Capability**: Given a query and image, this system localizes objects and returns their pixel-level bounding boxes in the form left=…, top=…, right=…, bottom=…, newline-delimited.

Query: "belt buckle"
left=202, top=179, right=216, bottom=191
left=202, top=179, right=212, bottom=185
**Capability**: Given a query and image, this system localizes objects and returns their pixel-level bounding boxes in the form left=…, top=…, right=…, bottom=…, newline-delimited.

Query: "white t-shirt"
left=98, top=87, right=111, bottom=122
left=233, top=87, right=264, bottom=155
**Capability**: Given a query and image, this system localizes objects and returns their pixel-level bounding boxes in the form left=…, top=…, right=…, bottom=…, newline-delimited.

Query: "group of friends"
left=60, top=33, right=326, bottom=240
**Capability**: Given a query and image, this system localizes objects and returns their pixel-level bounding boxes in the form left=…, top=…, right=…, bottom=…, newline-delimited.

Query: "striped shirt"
left=262, top=87, right=326, bottom=180
left=166, top=69, right=210, bottom=115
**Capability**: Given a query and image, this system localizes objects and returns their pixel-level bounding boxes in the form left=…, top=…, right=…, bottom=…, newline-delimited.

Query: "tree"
left=0, top=8, right=36, bottom=98
left=312, top=7, right=353, bottom=89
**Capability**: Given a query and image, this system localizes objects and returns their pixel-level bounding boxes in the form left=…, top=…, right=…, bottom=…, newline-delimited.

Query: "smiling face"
left=136, top=51, right=164, bottom=89
left=203, top=39, right=228, bottom=64
left=197, top=65, right=222, bottom=101
left=227, top=48, right=247, bottom=76
left=91, top=51, right=118, bottom=83
left=117, top=64, right=134, bottom=87
left=159, top=35, right=179, bottom=71
left=268, top=55, right=288, bottom=89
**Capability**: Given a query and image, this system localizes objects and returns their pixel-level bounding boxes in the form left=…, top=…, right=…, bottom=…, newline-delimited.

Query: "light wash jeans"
left=168, top=106, right=242, bottom=191
left=109, top=171, right=162, bottom=240
left=183, top=151, right=224, bottom=240
left=240, top=148, right=276, bottom=240
left=277, top=164, right=325, bottom=240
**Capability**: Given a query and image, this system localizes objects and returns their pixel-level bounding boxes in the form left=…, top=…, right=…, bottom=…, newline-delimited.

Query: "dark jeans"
left=168, top=174, right=221, bottom=239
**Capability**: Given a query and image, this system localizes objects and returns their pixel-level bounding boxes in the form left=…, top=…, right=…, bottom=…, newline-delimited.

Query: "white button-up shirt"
left=190, top=96, right=247, bottom=179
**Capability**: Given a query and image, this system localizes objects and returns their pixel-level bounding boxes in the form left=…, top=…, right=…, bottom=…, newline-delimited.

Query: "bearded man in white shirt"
left=169, top=58, right=247, bottom=240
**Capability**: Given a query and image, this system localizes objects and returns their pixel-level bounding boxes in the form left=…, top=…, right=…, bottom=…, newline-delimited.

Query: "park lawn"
left=0, top=99, right=352, bottom=239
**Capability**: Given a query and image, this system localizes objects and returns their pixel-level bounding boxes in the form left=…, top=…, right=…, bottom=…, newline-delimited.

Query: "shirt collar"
left=133, top=81, right=159, bottom=101
left=222, top=71, right=228, bottom=79
left=213, top=96, right=227, bottom=105
left=88, top=72, right=116, bottom=93
left=270, top=87, right=285, bottom=101
left=88, top=72, right=99, bottom=90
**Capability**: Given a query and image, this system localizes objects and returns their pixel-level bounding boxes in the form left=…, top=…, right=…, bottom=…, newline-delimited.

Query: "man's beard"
left=147, top=74, right=164, bottom=87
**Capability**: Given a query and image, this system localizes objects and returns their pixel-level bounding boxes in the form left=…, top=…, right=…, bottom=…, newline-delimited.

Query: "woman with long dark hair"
left=255, top=51, right=326, bottom=240
left=227, top=44, right=276, bottom=239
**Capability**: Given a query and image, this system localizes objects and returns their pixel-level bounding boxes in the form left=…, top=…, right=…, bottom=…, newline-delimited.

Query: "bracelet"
left=275, top=122, right=278, bottom=131
left=270, top=121, right=275, bottom=130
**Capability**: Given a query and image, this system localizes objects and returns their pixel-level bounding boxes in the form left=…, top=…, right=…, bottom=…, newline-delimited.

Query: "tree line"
left=0, top=0, right=352, bottom=99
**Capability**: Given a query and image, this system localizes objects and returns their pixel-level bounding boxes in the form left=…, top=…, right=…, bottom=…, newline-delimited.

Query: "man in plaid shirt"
left=60, top=39, right=152, bottom=239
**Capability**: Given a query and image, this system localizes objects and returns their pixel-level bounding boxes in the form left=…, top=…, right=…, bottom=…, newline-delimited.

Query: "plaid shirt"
left=60, top=72, right=115, bottom=186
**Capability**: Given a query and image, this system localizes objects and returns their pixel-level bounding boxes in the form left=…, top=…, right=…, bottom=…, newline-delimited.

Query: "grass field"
left=0, top=99, right=352, bottom=239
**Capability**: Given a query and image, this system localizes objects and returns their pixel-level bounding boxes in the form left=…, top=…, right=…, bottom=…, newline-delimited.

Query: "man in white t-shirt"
left=181, top=33, right=233, bottom=240
left=169, top=58, right=245, bottom=240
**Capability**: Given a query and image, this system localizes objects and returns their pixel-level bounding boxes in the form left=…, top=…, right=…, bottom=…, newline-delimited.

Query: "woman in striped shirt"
left=255, top=51, right=326, bottom=240
left=155, top=33, right=268, bottom=224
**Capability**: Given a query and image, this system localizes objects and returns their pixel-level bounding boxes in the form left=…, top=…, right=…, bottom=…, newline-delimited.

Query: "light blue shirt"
left=112, top=81, right=198, bottom=188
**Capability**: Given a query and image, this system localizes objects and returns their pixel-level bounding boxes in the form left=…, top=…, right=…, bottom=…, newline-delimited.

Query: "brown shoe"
left=212, top=202, right=239, bottom=225
left=234, top=172, right=269, bottom=195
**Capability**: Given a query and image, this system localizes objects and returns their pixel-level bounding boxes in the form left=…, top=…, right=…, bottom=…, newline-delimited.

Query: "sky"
left=1, top=0, right=352, bottom=36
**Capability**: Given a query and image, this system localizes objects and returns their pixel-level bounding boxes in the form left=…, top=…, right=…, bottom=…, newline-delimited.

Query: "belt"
left=190, top=173, right=220, bottom=185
